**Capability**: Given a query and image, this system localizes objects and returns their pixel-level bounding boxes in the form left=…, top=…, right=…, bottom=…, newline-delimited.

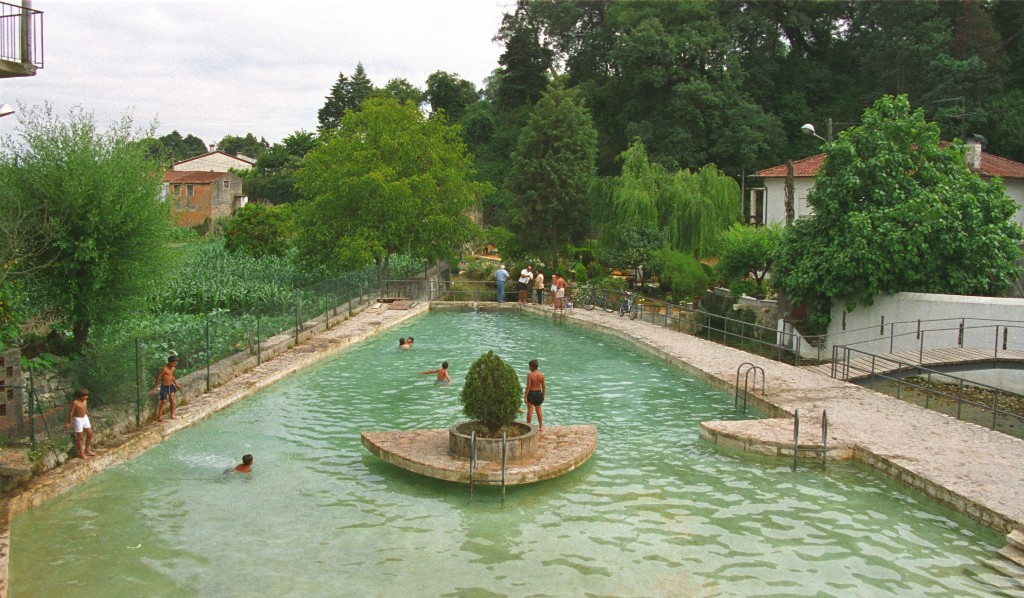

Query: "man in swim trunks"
left=64, top=387, right=97, bottom=460
left=152, top=354, right=179, bottom=422
left=524, top=359, right=546, bottom=431
left=420, top=361, right=452, bottom=383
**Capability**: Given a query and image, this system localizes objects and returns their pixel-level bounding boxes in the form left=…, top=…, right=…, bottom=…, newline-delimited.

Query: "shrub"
left=224, top=203, right=292, bottom=258
left=462, top=257, right=497, bottom=281
left=651, top=249, right=711, bottom=299
left=573, top=262, right=588, bottom=284
left=459, top=351, right=522, bottom=434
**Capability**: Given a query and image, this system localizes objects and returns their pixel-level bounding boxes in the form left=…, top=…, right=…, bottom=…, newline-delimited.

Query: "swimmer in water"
left=227, top=454, right=253, bottom=473
left=400, top=337, right=414, bottom=350
left=420, top=361, right=451, bottom=383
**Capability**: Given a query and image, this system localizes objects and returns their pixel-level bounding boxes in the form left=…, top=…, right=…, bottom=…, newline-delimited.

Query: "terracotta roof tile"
left=755, top=149, right=1024, bottom=179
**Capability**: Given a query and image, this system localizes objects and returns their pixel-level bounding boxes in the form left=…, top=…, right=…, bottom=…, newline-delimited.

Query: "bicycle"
left=619, top=291, right=641, bottom=320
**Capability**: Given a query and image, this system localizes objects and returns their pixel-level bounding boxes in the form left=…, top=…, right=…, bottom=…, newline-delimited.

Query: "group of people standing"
left=494, top=264, right=567, bottom=309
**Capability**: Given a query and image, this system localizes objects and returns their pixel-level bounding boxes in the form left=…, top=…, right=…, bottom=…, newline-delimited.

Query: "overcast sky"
left=0, top=0, right=512, bottom=146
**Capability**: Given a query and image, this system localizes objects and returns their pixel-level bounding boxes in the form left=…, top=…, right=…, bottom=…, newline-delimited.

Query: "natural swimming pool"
left=10, top=311, right=1013, bottom=596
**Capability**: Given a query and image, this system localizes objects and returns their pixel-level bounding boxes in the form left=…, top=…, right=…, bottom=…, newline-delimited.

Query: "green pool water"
left=10, top=312, right=1014, bottom=596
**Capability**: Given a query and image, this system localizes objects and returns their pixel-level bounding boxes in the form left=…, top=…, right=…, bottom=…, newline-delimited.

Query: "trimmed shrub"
left=459, top=351, right=522, bottom=434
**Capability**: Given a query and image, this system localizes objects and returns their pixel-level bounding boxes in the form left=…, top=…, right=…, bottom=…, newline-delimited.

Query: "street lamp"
left=0, top=103, right=13, bottom=118
left=800, top=123, right=827, bottom=143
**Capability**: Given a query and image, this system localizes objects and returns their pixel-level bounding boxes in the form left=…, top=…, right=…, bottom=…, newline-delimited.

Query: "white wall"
left=174, top=154, right=252, bottom=172
left=827, top=292, right=1024, bottom=355
left=763, top=178, right=815, bottom=226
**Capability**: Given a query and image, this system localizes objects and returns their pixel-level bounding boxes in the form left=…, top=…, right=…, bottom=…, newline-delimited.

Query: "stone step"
left=1008, top=529, right=1024, bottom=551
left=983, top=552, right=1024, bottom=591
left=999, top=544, right=1024, bottom=569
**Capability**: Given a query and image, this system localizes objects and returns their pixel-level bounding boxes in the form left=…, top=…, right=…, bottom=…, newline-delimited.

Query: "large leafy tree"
left=148, top=130, right=207, bottom=164
left=716, top=223, right=782, bottom=297
left=217, top=132, right=268, bottom=158
left=774, top=95, right=1024, bottom=326
left=243, top=130, right=318, bottom=204
left=0, top=106, right=172, bottom=348
left=424, top=71, right=479, bottom=121
left=295, top=98, right=489, bottom=281
left=507, top=81, right=597, bottom=265
left=493, top=0, right=552, bottom=112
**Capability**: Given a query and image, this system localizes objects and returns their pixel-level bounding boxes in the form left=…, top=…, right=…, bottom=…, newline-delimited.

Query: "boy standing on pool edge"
left=152, top=354, right=179, bottom=422
left=524, top=359, right=546, bottom=431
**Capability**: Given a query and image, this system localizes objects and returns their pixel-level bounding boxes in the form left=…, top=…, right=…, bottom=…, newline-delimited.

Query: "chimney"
left=209, top=144, right=216, bottom=152
left=965, top=138, right=983, bottom=171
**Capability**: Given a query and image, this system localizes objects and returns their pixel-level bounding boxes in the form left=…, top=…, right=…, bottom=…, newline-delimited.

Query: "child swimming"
left=420, top=361, right=451, bottom=383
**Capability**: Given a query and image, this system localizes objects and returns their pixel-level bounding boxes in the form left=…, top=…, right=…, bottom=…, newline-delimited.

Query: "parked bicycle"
left=619, top=291, right=641, bottom=320
left=577, top=286, right=615, bottom=312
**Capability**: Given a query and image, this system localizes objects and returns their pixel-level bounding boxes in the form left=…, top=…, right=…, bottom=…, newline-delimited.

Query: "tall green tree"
left=0, top=106, right=172, bottom=348
left=425, top=71, right=479, bottom=120
left=774, top=95, right=1024, bottom=326
left=379, top=78, right=424, bottom=106
left=217, top=133, right=268, bottom=158
left=318, top=70, right=351, bottom=130
left=507, top=81, right=597, bottom=265
left=493, top=0, right=552, bottom=111
left=148, top=130, right=207, bottom=164
left=295, top=98, right=489, bottom=281
left=243, top=130, right=318, bottom=204
left=716, top=223, right=782, bottom=297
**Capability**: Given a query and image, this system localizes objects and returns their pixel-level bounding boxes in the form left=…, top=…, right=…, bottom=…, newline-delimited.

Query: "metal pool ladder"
left=791, top=408, right=829, bottom=471
left=468, top=431, right=509, bottom=505
left=734, top=362, right=765, bottom=414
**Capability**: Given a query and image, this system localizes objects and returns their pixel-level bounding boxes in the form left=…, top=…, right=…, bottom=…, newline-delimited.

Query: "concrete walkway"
left=532, top=303, right=1024, bottom=545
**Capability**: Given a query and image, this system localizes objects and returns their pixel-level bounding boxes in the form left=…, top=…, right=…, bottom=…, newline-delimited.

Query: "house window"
left=223, top=180, right=230, bottom=189
left=186, top=184, right=194, bottom=196
left=173, top=184, right=182, bottom=195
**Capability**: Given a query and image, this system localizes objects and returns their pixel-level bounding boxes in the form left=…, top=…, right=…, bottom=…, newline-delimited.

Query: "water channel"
left=10, top=311, right=1012, bottom=596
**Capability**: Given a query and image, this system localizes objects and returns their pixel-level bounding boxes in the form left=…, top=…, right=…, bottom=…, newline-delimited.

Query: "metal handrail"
left=468, top=431, right=476, bottom=501
left=833, top=344, right=1024, bottom=433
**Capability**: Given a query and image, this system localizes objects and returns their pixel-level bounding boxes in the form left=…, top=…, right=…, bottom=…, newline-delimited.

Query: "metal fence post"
left=135, top=338, right=142, bottom=426
left=206, top=317, right=212, bottom=392
left=256, top=301, right=262, bottom=366
left=27, top=365, right=35, bottom=451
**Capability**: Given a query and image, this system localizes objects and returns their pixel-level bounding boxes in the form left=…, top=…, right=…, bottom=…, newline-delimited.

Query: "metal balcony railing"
left=0, top=1, right=42, bottom=73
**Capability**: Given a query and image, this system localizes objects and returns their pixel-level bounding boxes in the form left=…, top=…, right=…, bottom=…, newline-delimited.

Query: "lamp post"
left=0, top=104, right=13, bottom=118
left=800, top=118, right=831, bottom=142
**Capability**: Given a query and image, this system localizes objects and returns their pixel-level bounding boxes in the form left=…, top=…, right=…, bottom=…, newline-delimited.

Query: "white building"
left=172, top=150, right=255, bottom=173
left=752, top=140, right=1024, bottom=227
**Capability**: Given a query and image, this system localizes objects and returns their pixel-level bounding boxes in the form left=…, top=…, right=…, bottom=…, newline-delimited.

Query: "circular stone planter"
left=449, top=421, right=538, bottom=461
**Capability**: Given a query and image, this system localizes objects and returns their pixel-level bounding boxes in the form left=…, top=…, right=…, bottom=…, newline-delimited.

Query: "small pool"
left=10, top=312, right=1012, bottom=596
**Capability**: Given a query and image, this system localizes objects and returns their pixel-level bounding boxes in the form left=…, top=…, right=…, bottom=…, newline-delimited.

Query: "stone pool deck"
left=2, top=299, right=1024, bottom=594
left=361, top=425, right=597, bottom=485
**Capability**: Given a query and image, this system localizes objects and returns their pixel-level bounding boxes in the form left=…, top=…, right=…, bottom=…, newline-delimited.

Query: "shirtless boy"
left=152, top=354, right=179, bottom=422
left=65, top=388, right=97, bottom=460
left=420, top=361, right=452, bottom=383
left=231, top=454, right=254, bottom=473
left=524, top=359, right=546, bottom=431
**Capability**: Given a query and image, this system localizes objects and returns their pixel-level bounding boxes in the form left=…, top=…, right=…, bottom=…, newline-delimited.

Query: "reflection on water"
left=10, top=312, right=1013, bottom=597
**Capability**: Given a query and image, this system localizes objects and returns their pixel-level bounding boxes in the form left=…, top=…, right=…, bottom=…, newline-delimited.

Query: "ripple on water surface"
left=10, top=312, right=1013, bottom=597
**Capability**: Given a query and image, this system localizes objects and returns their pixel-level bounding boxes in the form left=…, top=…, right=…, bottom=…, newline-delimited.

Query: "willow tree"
left=661, top=164, right=741, bottom=258
left=594, top=140, right=665, bottom=273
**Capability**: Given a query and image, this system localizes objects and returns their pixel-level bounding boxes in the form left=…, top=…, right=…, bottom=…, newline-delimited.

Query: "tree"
left=294, top=98, right=488, bottom=282
left=217, top=133, right=268, bottom=158
left=379, top=78, right=424, bottom=106
left=459, top=351, right=522, bottom=435
left=243, top=130, right=318, bottom=204
left=318, top=70, right=351, bottom=130
left=424, top=70, right=479, bottom=120
left=650, top=248, right=710, bottom=301
left=716, top=223, right=782, bottom=298
left=774, top=95, right=1024, bottom=326
left=0, top=106, right=172, bottom=348
left=318, top=63, right=377, bottom=131
left=507, top=81, right=597, bottom=265
left=493, top=0, right=552, bottom=111
left=223, top=203, right=292, bottom=258
left=147, top=130, right=207, bottom=164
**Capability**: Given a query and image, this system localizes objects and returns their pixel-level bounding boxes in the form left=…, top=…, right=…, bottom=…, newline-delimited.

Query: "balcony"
left=0, top=1, right=41, bottom=78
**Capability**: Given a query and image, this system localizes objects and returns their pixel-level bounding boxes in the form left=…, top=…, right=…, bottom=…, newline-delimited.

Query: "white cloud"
left=1, top=0, right=511, bottom=144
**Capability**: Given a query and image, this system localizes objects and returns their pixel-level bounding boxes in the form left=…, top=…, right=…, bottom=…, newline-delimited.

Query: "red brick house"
left=162, top=170, right=246, bottom=227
